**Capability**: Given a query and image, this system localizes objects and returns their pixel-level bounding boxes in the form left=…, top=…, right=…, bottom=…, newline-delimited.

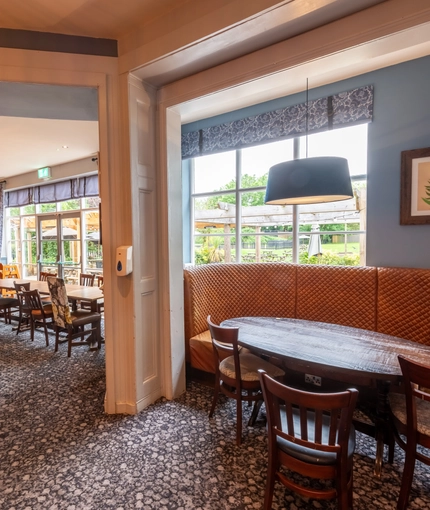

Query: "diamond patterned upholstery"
left=377, top=267, right=430, bottom=345
left=184, top=263, right=430, bottom=373
left=296, top=265, right=377, bottom=330
left=184, top=263, right=296, bottom=366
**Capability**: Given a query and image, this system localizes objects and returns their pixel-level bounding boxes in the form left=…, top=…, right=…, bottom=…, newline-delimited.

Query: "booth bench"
left=184, top=263, right=430, bottom=374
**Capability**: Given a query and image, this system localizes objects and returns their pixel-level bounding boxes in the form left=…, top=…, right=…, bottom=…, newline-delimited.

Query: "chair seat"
left=277, top=408, right=356, bottom=465
left=0, top=297, right=19, bottom=307
left=220, top=352, right=285, bottom=382
left=70, top=309, right=101, bottom=327
left=31, top=303, right=53, bottom=318
left=389, top=392, right=430, bottom=436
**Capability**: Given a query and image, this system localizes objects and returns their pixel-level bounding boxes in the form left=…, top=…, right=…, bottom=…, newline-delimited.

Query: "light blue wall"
left=182, top=55, right=430, bottom=269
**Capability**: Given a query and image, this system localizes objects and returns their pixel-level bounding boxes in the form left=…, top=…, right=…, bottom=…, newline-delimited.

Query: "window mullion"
left=236, top=150, right=242, bottom=263
left=292, top=138, right=300, bottom=263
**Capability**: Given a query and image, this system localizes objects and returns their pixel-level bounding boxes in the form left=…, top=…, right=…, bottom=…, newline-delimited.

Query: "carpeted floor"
left=1, top=321, right=430, bottom=509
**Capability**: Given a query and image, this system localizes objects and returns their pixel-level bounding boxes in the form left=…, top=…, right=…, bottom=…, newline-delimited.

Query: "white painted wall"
left=4, top=156, right=99, bottom=191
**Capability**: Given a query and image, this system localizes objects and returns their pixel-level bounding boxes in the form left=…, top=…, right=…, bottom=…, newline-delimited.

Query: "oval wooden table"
left=222, top=316, right=430, bottom=477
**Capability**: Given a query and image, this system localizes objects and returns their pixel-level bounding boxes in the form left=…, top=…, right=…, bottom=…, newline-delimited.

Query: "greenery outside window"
left=190, top=124, right=367, bottom=267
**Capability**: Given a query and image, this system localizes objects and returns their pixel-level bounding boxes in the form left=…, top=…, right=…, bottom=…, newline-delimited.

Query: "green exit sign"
left=37, top=167, right=51, bottom=179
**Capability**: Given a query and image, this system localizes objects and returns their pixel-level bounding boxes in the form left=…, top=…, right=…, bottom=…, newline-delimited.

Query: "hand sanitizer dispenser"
left=116, top=246, right=132, bottom=276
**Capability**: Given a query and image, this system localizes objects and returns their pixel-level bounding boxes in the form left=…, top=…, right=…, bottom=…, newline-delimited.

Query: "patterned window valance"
left=181, top=85, right=373, bottom=159
left=5, top=175, right=99, bottom=208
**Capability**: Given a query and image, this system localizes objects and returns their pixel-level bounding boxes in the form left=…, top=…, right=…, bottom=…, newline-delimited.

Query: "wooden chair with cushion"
left=207, top=315, right=285, bottom=445
left=13, top=281, right=31, bottom=334
left=0, top=295, right=20, bottom=324
left=23, top=289, right=54, bottom=346
left=389, top=355, right=430, bottom=510
left=259, top=369, right=358, bottom=510
left=47, top=277, right=101, bottom=357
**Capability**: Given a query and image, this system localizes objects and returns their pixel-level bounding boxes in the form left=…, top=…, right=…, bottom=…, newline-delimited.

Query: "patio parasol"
left=42, top=227, right=78, bottom=239
left=308, top=224, right=322, bottom=257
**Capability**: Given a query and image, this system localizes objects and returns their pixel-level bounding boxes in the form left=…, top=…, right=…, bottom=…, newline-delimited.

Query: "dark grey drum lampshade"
left=264, top=157, right=353, bottom=205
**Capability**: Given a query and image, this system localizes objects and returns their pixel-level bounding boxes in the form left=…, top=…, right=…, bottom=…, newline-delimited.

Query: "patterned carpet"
left=1, top=321, right=430, bottom=509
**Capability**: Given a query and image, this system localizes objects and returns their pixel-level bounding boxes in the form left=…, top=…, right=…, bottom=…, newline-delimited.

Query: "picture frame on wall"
left=400, top=147, right=430, bottom=225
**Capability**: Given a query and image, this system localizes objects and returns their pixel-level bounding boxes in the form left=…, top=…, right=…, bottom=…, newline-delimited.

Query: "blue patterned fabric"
left=181, top=85, right=373, bottom=159
left=5, top=175, right=99, bottom=208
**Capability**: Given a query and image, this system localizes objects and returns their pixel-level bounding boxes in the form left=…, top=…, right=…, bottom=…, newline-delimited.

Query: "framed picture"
left=400, top=147, right=430, bottom=225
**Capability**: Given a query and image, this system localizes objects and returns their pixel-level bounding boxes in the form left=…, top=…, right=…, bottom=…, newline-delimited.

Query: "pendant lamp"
left=264, top=156, right=353, bottom=205
left=264, top=79, right=353, bottom=206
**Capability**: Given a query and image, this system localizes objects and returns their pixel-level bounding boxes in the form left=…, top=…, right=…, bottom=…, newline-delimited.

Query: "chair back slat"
left=14, top=282, right=31, bottom=313
left=207, top=315, right=241, bottom=380
left=23, top=289, right=45, bottom=313
left=285, top=401, right=294, bottom=435
left=80, top=273, right=95, bottom=286
left=259, top=369, right=358, bottom=454
left=299, top=407, right=308, bottom=441
left=314, top=409, right=323, bottom=444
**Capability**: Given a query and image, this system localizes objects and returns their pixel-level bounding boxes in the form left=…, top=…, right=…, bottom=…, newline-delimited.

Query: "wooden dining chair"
left=80, top=273, right=95, bottom=286
left=389, top=355, right=430, bottom=510
left=258, top=369, right=358, bottom=510
left=13, top=281, right=31, bottom=334
left=207, top=315, right=285, bottom=445
left=39, top=271, right=57, bottom=281
left=23, top=289, right=54, bottom=346
left=47, top=277, right=101, bottom=357
left=0, top=295, right=20, bottom=324
left=79, top=273, right=97, bottom=310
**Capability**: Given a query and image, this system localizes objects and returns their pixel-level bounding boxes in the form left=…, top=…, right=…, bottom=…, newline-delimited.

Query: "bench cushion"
left=189, top=330, right=215, bottom=373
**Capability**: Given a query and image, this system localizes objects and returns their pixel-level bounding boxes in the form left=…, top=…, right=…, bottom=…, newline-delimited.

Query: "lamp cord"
left=306, top=78, right=309, bottom=158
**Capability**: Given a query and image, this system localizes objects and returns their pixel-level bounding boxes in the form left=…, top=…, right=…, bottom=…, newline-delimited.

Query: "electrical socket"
left=305, top=374, right=322, bottom=386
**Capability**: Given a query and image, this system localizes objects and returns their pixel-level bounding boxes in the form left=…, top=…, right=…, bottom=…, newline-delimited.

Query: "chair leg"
left=248, top=398, right=263, bottom=426
left=68, top=331, right=72, bottom=357
left=209, top=373, right=220, bottom=418
left=16, top=308, right=23, bottom=335
left=236, top=396, right=243, bottom=446
left=43, top=321, right=49, bottom=347
left=55, top=327, right=60, bottom=352
left=263, top=450, right=277, bottom=510
left=96, top=321, right=102, bottom=349
left=348, top=469, right=353, bottom=509
left=337, top=470, right=350, bottom=510
left=30, top=317, right=35, bottom=341
left=397, top=451, right=416, bottom=510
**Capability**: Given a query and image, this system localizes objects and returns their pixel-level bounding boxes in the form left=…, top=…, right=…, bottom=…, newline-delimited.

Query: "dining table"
left=222, top=316, right=430, bottom=477
left=0, top=278, right=104, bottom=312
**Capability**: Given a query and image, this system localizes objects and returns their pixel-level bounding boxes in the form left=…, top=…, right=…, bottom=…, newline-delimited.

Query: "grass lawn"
left=322, top=242, right=360, bottom=254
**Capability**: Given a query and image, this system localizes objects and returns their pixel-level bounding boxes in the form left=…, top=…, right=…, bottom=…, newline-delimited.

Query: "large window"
left=5, top=197, right=102, bottom=281
left=190, top=124, right=367, bottom=266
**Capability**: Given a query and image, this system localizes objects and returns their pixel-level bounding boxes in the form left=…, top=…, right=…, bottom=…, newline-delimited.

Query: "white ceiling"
left=0, top=117, right=99, bottom=178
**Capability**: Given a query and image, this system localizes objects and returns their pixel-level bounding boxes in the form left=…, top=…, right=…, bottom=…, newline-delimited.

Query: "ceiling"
left=0, top=0, right=191, bottom=39
left=0, top=117, right=99, bottom=178
left=0, top=83, right=99, bottom=180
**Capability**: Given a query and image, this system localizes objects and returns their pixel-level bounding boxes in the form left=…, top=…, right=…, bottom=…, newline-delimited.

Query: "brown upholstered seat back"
left=296, top=264, right=378, bottom=330
left=377, top=267, right=430, bottom=345
left=184, top=263, right=297, bottom=360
